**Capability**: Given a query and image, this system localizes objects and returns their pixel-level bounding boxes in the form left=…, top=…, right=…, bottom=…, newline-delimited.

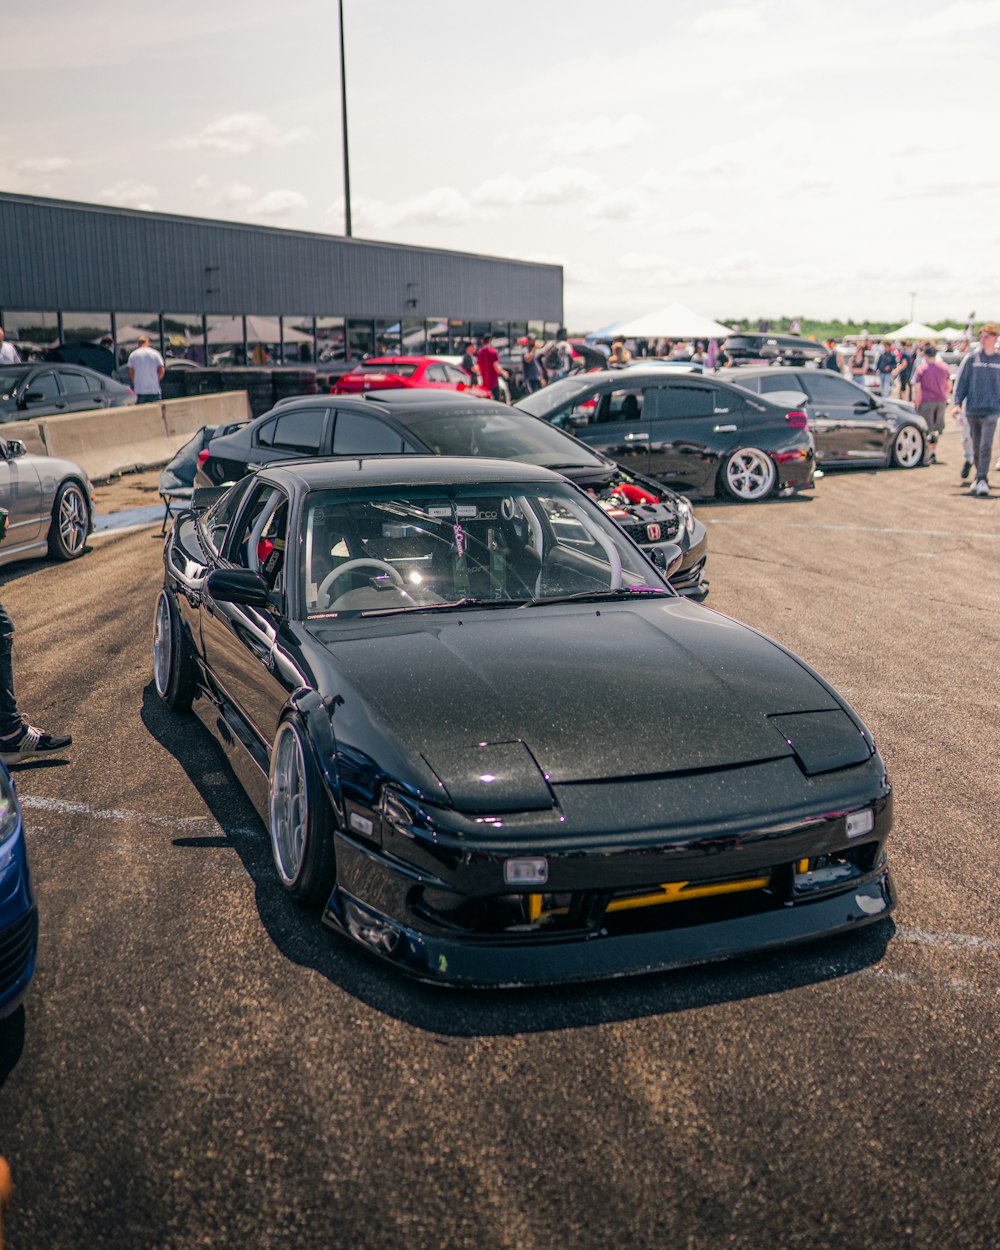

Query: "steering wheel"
left=317, top=559, right=404, bottom=609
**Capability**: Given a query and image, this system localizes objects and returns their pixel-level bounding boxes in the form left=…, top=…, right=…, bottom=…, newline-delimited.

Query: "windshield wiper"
left=525, top=586, right=673, bottom=607
left=356, top=597, right=531, bottom=617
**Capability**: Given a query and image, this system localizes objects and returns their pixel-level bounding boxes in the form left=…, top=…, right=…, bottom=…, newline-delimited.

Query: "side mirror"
left=854, top=398, right=875, bottom=411
left=207, top=567, right=270, bottom=607
left=4, top=440, right=26, bottom=460
left=648, top=541, right=684, bottom=578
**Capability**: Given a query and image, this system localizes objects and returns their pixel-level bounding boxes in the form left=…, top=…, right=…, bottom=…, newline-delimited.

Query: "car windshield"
left=403, top=409, right=607, bottom=469
left=356, top=362, right=417, bottom=377
left=301, top=480, right=668, bottom=617
left=0, top=367, right=30, bottom=399
left=515, top=376, right=599, bottom=418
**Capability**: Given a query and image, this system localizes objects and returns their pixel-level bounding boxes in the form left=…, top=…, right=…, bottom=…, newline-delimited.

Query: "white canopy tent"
left=588, top=302, right=733, bottom=341
left=884, top=321, right=947, bottom=341
left=205, top=315, right=312, bottom=345
left=936, top=326, right=968, bottom=340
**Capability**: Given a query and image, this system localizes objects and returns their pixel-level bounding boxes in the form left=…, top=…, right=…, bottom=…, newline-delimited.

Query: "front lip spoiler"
left=322, top=869, right=895, bottom=988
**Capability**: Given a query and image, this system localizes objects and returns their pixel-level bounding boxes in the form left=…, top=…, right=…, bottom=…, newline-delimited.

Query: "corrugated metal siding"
left=0, top=194, right=562, bottom=321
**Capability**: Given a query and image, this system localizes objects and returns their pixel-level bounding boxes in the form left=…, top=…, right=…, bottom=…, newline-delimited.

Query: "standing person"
left=127, top=334, right=165, bottom=404
left=0, top=514, right=72, bottom=763
left=848, top=341, right=868, bottom=387
left=823, top=338, right=844, bottom=373
left=875, top=341, right=897, bottom=398
left=952, top=323, right=1000, bottom=495
left=458, top=341, right=479, bottom=384
left=521, top=334, right=544, bottom=394
left=543, top=338, right=573, bottom=380
left=0, top=327, right=20, bottom=364
left=893, top=341, right=915, bottom=399
left=911, top=345, right=950, bottom=462
left=476, top=334, right=508, bottom=402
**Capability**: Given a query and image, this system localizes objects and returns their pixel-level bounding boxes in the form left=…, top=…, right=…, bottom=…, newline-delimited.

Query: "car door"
left=58, top=370, right=104, bottom=413
left=17, top=369, right=66, bottom=417
left=200, top=483, right=294, bottom=749
left=801, top=372, right=888, bottom=462
left=644, top=380, right=743, bottom=489
left=564, top=385, right=653, bottom=475
left=0, top=441, right=43, bottom=550
left=421, top=363, right=454, bottom=391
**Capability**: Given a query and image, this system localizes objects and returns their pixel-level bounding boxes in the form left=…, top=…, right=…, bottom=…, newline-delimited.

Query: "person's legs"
left=880, top=374, right=893, bottom=397
left=974, top=413, right=1000, bottom=484
left=0, top=604, right=22, bottom=740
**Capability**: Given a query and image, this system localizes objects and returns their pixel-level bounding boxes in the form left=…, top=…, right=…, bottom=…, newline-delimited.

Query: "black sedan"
left=153, top=456, right=894, bottom=986
left=195, top=391, right=709, bottom=598
left=515, top=368, right=815, bottom=502
left=0, top=363, right=135, bottom=422
left=731, top=367, right=930, bottom=470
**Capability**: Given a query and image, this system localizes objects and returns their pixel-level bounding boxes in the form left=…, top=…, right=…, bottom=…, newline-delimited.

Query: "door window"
left=256, top=407, right=327, bottom=453
left=424, top=364, right=449, bottom=383
left=444, top=365, right=470, bottom=385
left=231, top=484, right=289, bottom=592
left=653, top=384, right=716, bottom=418
left=803, top=374, right=860, bottom=404
left=594, top=388, right=644, bottom=423
left=26, top=371, right=60, bottom=402
left=757, top=373, right=803, bottom=395
left=60, top=372, right=92, bottom=396
left=332, top=410, right=412, bottom=454
left=203, top=478, right=253, bottom=554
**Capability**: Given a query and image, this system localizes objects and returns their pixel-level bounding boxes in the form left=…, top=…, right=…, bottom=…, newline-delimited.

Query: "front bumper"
left=321, top=772, right=894, bottom=986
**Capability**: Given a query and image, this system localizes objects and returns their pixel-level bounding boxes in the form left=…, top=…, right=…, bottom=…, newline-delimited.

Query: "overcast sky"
left=3, top=0, right=998, bottom=329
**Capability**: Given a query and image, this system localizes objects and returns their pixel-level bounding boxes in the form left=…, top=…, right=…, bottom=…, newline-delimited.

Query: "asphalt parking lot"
left=1, top=427, right=997, bottom=1250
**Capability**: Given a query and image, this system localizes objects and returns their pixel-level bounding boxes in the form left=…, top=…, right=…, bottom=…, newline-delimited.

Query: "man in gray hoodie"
left=952, top=322, right=1000, bottom=496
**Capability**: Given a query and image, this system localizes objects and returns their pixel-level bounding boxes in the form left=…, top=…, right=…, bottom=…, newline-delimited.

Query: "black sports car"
left=721, top=333, right=830, bottom=367
left=731, top=367, right=930, bottom=470
left=154, top=456, right=894, bottom=986
left=194, top=390, right=709, bottom=598
left=515, top=369, right=815, bottom=502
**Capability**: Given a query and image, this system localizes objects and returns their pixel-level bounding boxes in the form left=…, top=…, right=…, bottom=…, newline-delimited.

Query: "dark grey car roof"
left=259, top=454, right=567, bottom=493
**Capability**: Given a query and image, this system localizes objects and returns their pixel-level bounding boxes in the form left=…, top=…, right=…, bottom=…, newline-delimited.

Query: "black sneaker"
left=961, top=460, right=973, bottom=480
left=0, top=724, right=73, bottom=765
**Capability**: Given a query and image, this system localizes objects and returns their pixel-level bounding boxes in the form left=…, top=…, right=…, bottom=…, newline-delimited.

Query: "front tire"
left=891, top=425, right=924, bottom=469
left=152, top=589, right=197, bottom=711
left=269, top=719, right=337, bottom=905
left=47, top=480, right=90, bottom=560
left=718, top=448, right=777, bottom=502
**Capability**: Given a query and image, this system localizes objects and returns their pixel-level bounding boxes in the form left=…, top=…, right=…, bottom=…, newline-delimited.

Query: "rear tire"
left=47, top=480, right=90, bottom=560
left=152, top=589, right=197, bottom=712
left=718, top=448, right=777, bottom=502
left=268, top=718, right=337, bottom=906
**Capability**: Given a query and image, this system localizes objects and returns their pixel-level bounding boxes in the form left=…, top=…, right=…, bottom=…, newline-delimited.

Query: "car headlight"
left=0, top=766, right=22, bottom=863
left=676, top=497, right=696, bottom=537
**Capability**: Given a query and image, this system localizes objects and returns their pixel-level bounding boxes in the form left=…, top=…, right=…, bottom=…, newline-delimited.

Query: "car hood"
left=305, top=599, right=846, bottom=793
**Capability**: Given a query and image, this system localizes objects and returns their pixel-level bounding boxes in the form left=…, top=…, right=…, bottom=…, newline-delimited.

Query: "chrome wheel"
left=57, top=483, right=89, bottom=555
left=153, top=591, right=172, bottom=698
left=270, top=723, right=309, bottom=886
left=723, top=448, right=777, bottom=502
left=893, top=425, right=924, bottom=468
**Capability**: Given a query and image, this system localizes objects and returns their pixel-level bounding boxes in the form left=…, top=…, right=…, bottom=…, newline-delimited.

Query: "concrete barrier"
left=1, top=391, right=249, bottom=480
left=0, top=420, right=47, bottom=457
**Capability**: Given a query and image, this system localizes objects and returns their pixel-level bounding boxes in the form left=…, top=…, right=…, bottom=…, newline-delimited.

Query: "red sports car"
left=332, top=356, right=489, bottom=397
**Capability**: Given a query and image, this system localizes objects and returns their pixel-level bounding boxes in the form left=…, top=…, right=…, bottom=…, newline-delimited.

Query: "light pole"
left=339, top=0, right=352, bottom=237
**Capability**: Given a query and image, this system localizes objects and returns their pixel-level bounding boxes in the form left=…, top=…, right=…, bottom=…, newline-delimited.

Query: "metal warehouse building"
left=0, top=192, right=563, bottom=365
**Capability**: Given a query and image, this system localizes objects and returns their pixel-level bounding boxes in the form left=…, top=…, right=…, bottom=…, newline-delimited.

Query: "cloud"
left=12, top=156, right=71, bottom=175
left=330, top=187, right=474, bottom=232
left=541, top=114, right=652, bottom=157
left=248, top=189, right=308, bottom=218
left=472, top=166, right=599, bottom=207
left=911, top=0, right=1000, bottom=37
left=173, top=112, right=308, bottom=155
left=214, top=183, right=255, bottom=208
left=586, top=190, right=645, bottom=222
left=687, top=5, right=766, bottom=37
left=99, top=180, right=157, bottom=211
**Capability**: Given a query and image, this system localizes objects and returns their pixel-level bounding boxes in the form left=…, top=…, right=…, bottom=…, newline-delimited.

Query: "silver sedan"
left=0, top=436, right=93, bottom=567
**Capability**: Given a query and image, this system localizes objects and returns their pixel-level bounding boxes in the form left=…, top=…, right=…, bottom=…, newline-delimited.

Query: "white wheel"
left=720, top=448, right=777, bottom=502
left=268, top=719, right=336, bottom=904
left=891, top=425, right=924, bottom=469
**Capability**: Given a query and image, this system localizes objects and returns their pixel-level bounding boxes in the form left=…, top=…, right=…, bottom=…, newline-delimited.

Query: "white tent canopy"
left=589, top=302, right=732, bottom=341
left=936, top=325, right=968, bottom=339
left=884, top=321, right=947, bottom=341
left=206, top=315, right=312, bottom=345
